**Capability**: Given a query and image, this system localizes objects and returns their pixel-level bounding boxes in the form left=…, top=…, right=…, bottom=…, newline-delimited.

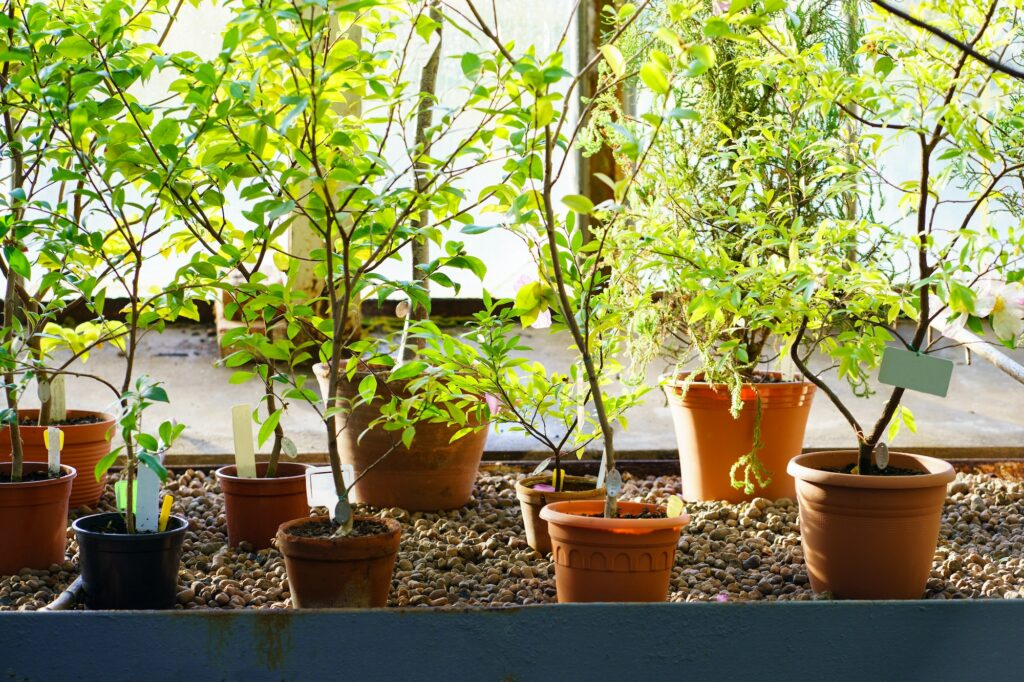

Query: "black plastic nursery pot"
left=72, top=512, right=188, bottom=610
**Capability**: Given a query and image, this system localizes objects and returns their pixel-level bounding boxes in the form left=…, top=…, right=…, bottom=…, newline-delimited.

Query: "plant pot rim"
left=215, top=462, right=310, bottom=482
left=72, top=511, right=188, bottom=538
left=278, top=514, right=401, bottom=544
left=661, top=370, right=810, bottom=389
left=10, top=408, right=116, bottom=428
left=515, top=474, right=602, bottom=492
left=787, top=450, right=955, bottom=490
left=539, top=500, right=690, bottom=531
left=0, top=463, right=77, bottom=488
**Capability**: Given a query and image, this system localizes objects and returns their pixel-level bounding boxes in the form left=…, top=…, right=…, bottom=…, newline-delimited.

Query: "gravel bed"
left=1, top=468, right=1022, bottom=610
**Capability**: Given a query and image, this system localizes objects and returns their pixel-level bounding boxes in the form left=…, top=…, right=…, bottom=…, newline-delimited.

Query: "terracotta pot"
left=540, top=500, right=689, bottom=603
left=0, top=409, right=115, bottom=508
left=663, top=372, right=815, bottom=502
left=216, top=462, right=310, bottom=550
left=314, top=365, right=488, bottom=511
left=73, top=512, right=188, bottom=609
left=277, top=515, right=401, bottom=608
left=788, top=450, right=954, bottom=599
left=515, top=474, right=606, bottom=554
left=0, top=462, right=75, bottom=575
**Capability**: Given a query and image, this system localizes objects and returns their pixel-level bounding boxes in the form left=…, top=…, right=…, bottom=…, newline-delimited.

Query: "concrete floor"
left=17, top=322, right=1024, bottom=460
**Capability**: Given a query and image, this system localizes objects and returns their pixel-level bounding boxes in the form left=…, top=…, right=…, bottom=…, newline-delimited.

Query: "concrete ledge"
left=2, top=602, right=1022, bottom=681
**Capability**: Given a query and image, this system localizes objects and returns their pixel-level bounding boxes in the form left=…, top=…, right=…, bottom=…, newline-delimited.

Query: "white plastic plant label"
left=305, top=464, right=355, bottom=509
left=135, top=463, right=161, bottom=533
left=43, top=427, right=63, bottom=476
left=231, top=404, right=257, bottom=478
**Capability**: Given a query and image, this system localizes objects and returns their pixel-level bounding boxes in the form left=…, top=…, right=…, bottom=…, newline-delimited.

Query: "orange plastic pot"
left=277, top=515, right=401, bottom=608
left=539, top=500, right=690, bottom=603
left=663, top=372, right=815, bottom=502
left=0, top=409, right=115, bottom=508
left=216, top=462, right=310, bottom=550
left=314, top=365, right=488, bottom=511
left=514, top=475, right=605, bottom=554
left=788, top=450, right=954, bottom=599
left=0, top=462, right=75, bottom=575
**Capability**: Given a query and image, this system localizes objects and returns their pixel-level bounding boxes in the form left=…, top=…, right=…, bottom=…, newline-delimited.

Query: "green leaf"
left=4, top=246, right=30, bottom=278
left=94, top=447, right=122, bottom=482
left=229, top=370, right=254, bottom=385
left=358, top=374, right=377, bottom=403
left=640, top=62, right=670, bottom=95
left=562, top=194, right=595, bottom=215
left=138, top=452, right=168, bottom=483
left=599, top=45, right=625, bottom=79
left=136, top=433, right=159, bottom=451
left=390, top=361, right=427, bottom=382
left=461, top=53, right=482, bottom=79
left=57, top=36, right=93, bottom=59
left=141, top=385, right=169, bottom=403
left=258, top=409, right=281, bottom=447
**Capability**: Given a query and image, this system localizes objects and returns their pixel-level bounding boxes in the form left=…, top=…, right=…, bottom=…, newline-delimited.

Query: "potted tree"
left=612, top=3, right=864, bottom=502
left=779, top=0, right=1024, bottom=599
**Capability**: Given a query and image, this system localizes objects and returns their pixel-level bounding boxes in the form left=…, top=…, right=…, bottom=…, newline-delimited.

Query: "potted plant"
left=778, top=0, right=1024, bottom=598
left=206, top=0, right=508, bottom=606
left=611, top=3, right=864, bottom=502
left=455, top=0, right=769, bottom=600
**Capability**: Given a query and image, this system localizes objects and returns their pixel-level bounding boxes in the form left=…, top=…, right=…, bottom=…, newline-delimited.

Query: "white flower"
left=974, top=280, right=1024, bottom=343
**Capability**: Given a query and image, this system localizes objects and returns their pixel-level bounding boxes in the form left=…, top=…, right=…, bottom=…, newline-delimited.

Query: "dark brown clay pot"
left=788, top=450, right=955, bottom=599
left=216, top=462, right=310, bottom=550
left=0, top=462, right=75, bottom=575
left=540, top=500, right=690, bottom=603
left=314, top=365, right=488, bottom=511
left=0, top=409, right=115, bottom=508
left=514, top=474, right=605, bottom=554
left=277, top=515, right=401, bottom=608
left=663, top=372, right=815, bottom=502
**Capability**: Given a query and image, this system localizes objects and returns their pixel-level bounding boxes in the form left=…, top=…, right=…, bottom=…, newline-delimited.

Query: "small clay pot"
left=663, top=372, right=815, bottom=502
left=216, top=462, right=310, bottom=550
left=0, top=409, right=115, bottom=508
left=0, top=462, right=75, bottom=576
left=788, top=450, right=955, bottom=599
left=73, top=512, right=188, bottom=609
left=314, top=365, right=488, bottom=511
left=539, top=500, right=690, bottom=603
left=514, top=474, right=605, bottom=554
left=277, top=515, right=401, bottom=608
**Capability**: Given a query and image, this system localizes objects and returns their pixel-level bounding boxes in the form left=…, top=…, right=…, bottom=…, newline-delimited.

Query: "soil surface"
left=1, top=465, right=1023, bottom=610
left=0, top=469, right=66, bottom=483
left=18, top=415, right=106, bottom=427
left=823, top=464, right=925, bottom=476
left=581, top=509, right=668, bottom=519
left=286, top=518, right=389, bottom=539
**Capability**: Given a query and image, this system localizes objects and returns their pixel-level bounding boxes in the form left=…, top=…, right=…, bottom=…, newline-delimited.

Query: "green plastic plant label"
left=878, top=347, right=953, bottom=397
left=114, top=480, right=138, bottom=512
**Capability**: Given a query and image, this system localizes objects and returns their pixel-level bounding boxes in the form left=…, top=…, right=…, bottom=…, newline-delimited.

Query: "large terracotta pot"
left=73, top=512, right=188, bottom=610
left=515, top=474, right=605, bottom=554
left=0, top=409, right=115, bottom=508
left=216, top=462, right=310, bottom=550
left=277, top=515, right=401, bottom=608
left=314, top=365, right=488, bottom=511
left=663, top=372, right=815, bottom=502
left=539, top=500, right=689, bottom=603
left=0, top=462, right=75, bottom=575
left=788, top=450, right=954, bottom=599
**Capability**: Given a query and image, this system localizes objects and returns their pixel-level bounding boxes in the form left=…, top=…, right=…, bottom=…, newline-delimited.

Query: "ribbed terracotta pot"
left=540, top=500, right=689, bottom=603
left=314, top=365, right=488, bottom=511
left=515, top=474, right=605, bottom=554
left=277, top=515, right=401, bottom=608
left=216, top=462, right=310, bottom=550
left=788, top=450, right=954, bottom=599
left=663, top=372, right=815, bottom=502
left=0, top=462, right=75, bottom=576
left=0, top=409, right=115, bottom=508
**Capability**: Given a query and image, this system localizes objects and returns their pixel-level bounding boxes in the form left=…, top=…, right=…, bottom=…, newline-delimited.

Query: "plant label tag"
left=43, top=427, right=63, bottom=476
left=876, top=442, right=890, bottom=470
left=606, top=468, right=622, bottom=497
left=305, top=464, right=355, bottom=508
left=666, top=495, right=686, bottom=518
left=114, top=480, right=138, bottom=512
left=878, top=347, right=953, bottom=397
left=158, top=494, right=173, bottom=532
left=596, top=455, right=608, bottom=489
left=231, top=404, right=257, bottom=478
left=135, top=463, right=160, bottom=533
left=333, top=497, right=352, bottom=526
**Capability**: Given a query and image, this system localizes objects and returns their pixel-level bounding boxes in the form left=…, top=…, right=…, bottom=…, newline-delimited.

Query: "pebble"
left=1, top=469, right=1022, bottom=610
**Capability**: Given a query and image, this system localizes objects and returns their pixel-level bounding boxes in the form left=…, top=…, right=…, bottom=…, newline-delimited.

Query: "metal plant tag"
left=606, top=468, right=622, bottom=497
left=333, top=497, right=352, bottom=526
left=876, top=442, right=890, bottom=470
left=878, top=347, right=953, bottom=397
